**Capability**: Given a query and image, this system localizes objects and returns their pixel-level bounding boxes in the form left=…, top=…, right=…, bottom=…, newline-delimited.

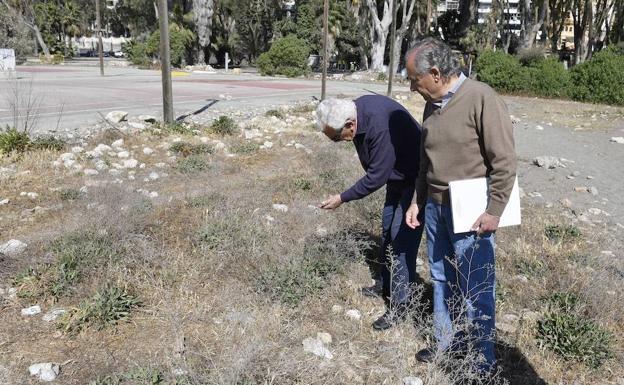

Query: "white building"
left=437, top=0, right=523, bottom=36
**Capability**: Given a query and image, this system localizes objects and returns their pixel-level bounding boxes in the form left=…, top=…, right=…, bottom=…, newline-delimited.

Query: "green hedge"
left=257, top=35, right=310, bottom=78
left=570, top=47, right=624, bottom=105
left=476, top=48, right=624, bottom=105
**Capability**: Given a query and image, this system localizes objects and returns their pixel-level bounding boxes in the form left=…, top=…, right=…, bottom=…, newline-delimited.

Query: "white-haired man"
left=316, top=96, right=424, bottom=330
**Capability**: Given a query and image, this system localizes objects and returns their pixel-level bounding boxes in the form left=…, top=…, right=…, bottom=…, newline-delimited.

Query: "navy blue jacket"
left=340, top=95, right=422, bottom=202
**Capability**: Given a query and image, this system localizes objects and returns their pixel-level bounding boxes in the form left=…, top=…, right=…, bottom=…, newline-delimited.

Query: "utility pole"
left=157, top=0, right=174, bottom=124
left=387, top=0, right=397, bottom=96
left=321, top=0, right=329, bottom=100
left=95, top=0, right=104, bottom=76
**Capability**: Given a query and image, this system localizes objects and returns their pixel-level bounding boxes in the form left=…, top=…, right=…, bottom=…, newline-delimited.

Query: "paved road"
left=0, top=65, right=406, bottom=135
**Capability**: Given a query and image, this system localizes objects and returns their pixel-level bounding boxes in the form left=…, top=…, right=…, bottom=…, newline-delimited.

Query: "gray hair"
left=315, top=98, right=357, bottom=133
left=405, top=37, right=461, bottom=78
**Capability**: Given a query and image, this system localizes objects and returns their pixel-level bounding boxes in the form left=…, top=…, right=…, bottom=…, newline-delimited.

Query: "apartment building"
left=436, top=0, right=523, bottom=35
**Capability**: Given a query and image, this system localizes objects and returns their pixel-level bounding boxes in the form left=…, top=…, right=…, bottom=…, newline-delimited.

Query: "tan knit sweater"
left=414, top=78, right=517, bottom=217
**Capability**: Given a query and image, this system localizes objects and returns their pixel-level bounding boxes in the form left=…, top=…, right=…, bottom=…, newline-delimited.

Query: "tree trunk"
left=458, top=0, right=478, bottom=37
left=32, top=25, right=51, bottom=56
left=522, top=0, right=548, bottom=49
left=193, top=0, right=213, bottom=64
left=390, top=0, right=417, bottom=76
left=366, top=0, right=394, bottom=72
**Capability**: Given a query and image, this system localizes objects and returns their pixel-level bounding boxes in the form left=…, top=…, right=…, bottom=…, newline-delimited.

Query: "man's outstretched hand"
left=405, top=203, right=422, bottom=229
left=471, top=212, right=500, bottom=234
left=320, top=194, right=343, bottom=210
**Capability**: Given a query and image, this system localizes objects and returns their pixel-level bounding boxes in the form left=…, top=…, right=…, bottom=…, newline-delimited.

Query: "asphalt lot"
left=0, top=65, right=407, bottom=135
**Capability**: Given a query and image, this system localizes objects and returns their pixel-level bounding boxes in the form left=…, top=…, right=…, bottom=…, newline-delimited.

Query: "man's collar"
left=432, top=73, right=467, bottom=108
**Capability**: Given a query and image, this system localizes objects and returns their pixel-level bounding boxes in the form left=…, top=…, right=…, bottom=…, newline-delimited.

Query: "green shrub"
left=30, top=136, right=65, bottom=151
left=176, top=154, right=210, bottom=174
left=0, top=127, right=30, bottom=155
left=476, top=50, right=529, bottom=93
left=292, top=177, right=312, bottom=191
left=527, top=58, right=571, bottom=98
left=231, top=141, right=259, bottom=155
left=537, top=292, right=613, bottom=368
left=123, top=40, right=151, bottom=67
left=517, top=47, right=546, bottom=66
left=265, top=109, right=284, bottom=119
left=544, top=224, right=581, bottom=242
left=59, top=284, right=140, bottom=333
left=257, top=35, right=310, bottom=77
left=161, top=122, right=195, bottom=135
left=186, top=193, right=226, bottom=209
left=208, top=116, right=238, bottom=136
left=59, top=188, right=82, bottom=201
left=146, top=23, right=195, bottom=68
left=570, top=47, right=624, bottom=105
left=376, top=72, right=388, bottom=81
left=169, top=141, right=213, bottom=157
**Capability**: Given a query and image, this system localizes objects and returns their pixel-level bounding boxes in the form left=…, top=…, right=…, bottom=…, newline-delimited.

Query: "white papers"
left=448, top=177, right=521, bottom=234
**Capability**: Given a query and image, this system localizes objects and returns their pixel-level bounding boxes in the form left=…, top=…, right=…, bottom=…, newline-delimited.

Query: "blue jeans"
left=425, top=199, right=496, bottom=372
left=379, top=182, right=424, bottom=306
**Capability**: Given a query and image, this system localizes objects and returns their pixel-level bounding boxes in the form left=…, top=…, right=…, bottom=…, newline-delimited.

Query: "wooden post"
left=321, top=0, right=329, bottom=100
left=95, top=0, right=104, bottom=76
left=158, top=0, right=174, bottom=124
left=387, top=0, right=398, bottom=96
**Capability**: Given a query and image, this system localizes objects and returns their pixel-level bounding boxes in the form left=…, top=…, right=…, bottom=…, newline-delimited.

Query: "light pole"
left=95, top=0, right=104, bottom=76
left=321, top=0, right=329, bottom=100
left=157, top=0, right=174, bottom=124
left=387, top=0, right=398, bottom=96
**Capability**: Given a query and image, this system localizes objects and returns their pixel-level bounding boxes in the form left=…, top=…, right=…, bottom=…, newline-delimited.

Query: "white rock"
left=272, top=204, right=289, bottom=212
left=589, top=186, right=599, bottom=196
left=265, top=215, right=275, bottom=223
left=71, top=146, right=84, bottom=154
left=588, top=208, right=602, bottom=215
left=83, top=169, right=98, bottom=176
left=148, top=172, right=160, bottom=180
left=0, top=239, right=28, bottom=256
left=129, top=122, right=146, bottom=130
left=317, top=332, right=332, bottom=345
left=294, top=143, right=306, bottom=150
left=28, top=363, right=60, bottom=382
left=345, top=309, right=361, bottom=321
left=261, top=141, right=274, bottom=149
left=316, top=226, right=328, bottom=236
left=155, top=162, right=166, bottom=168
left=535, top=125, right=544, bottom=130
left=533, top=156, right=563, bottom=169
left=94, top=144, right=112, bottom=153
left=148, top=191, right=159, bottom=198
left=199, top=137, right=210, bottom=144
left=0, top=199, right=9, bottom=205
left=609, top=136, right=624, bottom=144
left=122, top=159, right=139, bottom=169
left=42, top=309, right=66, bottom=322
left=214, top=142, right=226, bottom=151
left=117, top=151, right=130, bottom=158
left=143, top=147, right=154, bottom=155
left=94, top=160, right=108, bottom=171
left=302, top=337, right=333, bottom=360
left=59, top=153, right=75, bottom=162
left=21, top=305, right=42, bottom=316
left=106, top=110, right=128, bottom=123
left=403, top=377, right=424, bottom=385
left=331, top=305, right=343, bottom=314
left=111, top=139, right=124, bottom=148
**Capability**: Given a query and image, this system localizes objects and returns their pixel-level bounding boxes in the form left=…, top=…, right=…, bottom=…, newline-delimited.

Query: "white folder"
left=448, top=177, right=521, bottom=234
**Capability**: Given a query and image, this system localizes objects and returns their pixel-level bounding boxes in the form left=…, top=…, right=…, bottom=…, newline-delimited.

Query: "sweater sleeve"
left=412, top=104, right=432, bottom=206
left=479, top=93, right=517, bottom=217
left=340, top=130, right=395, bottom=202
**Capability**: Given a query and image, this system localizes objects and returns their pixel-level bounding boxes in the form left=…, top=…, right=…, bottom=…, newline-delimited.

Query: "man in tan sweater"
left=404, top=37, right=517, bottom=377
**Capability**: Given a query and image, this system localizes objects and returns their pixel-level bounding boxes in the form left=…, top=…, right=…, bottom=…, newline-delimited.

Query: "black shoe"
left=372, top=304, right=408, bottom=330
left=415, top=347, right=437, bottom=362
left=361, top=283, right=383, bottom=298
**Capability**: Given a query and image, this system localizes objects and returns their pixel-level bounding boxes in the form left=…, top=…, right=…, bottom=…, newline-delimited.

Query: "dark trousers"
left=378, top=182, right=424, bottom=306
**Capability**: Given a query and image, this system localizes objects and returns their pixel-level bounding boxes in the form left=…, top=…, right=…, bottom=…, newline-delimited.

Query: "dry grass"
left=0, top=102, right=622, bottom=385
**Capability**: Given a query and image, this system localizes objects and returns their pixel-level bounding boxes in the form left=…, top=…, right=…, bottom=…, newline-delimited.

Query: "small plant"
left=376, top=71, right=388, bottom=81
left=231, top=141, right=259, bottom=155
left=0, top=126, right=30, bottom=155
left=169, top=141, right=213, bottom=157
left=544, top=224, right=581, bottom=242
left=292, top=177, right=312, bottom=191
left=59, top=284, right=140, bottom=333
left=265, top=109, right=284, bottom=119
left=59, top=188, right=82, bottom=201
left=186, top=192, right=225, bottom=208
left=516, top=258, right=546, bottom=277
left=209, top=116, right=238, bottom=136
left=161, top=122, right=195, bottom=135
left=537, top=292, right=613, bottom=368
left=30, top=136, right=65, bottom=151
left=176, top=155, right=210, bottom=174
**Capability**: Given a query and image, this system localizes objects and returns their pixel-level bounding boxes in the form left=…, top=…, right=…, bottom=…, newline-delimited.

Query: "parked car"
left=113, top=51, right=125, bottom=58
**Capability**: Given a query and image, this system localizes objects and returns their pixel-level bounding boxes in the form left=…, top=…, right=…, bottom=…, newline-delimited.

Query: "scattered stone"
left=260, top=141, right=274, bottom=149
left=302, top=337, right=333, bottom=360
left=272, top=204, right=288, bottom=212
left=265, top=215, right=275, bottom=223
left=533, top=156, right=563, bottom=169
left=71, top=146, right=84, bottom=154
left=106, top=110, right=128, bottom=123
left=589, top=186, right=599, bottom=196
left=148, top=172, right=160, bottom=180
left=528, top=192, right=542, bottom=198
left=148, top=191, right=158, bottom=198
left=571, top=171, right=581, bottom=177
left=535, top=125, right=544, bottom=131
left=513, top=274, right=529, bottom=283
left=502, top=313, right=520, bottom=323
left=42, top=309, right=66, bottom=322
left=521, top=310, right=541, bottom=322
left=345, top=309, right=362, bottom=321
left=331, top=305, right=343, bottom=314
left=83, top=169, right=98, bottom=176
left=21, top=305, right=42, bottom=316
left=94, top=144, right=112, bottom=153
left=316, top=226, right=328, bottom=236
left=587, top=175, right=594, bottom=180
left=0, top=239, right=28, bottom=256
left=574, top=186, right=589, bottom=193
left=496, top=322, right=517, bottom=334
left=122, top=159, right=139, bottom=169
left=609, top=136, right=624, bottom=144
left=111, top=139, right=124, bottom=148
left=143, top=147, right=154, bottom=155
left=128, top=122, right=145, bottom=130
left=588, top=208, right=603, bottom=215
left=317, top=332, right=332, bottom=345
left=117, top=151, right=130, bottom=158
left=214, top=141, right=227, bottom=151
left=403, top=377, right=424, bottom=385
left=28, top=363, right=60, bottom=382
left=0, top=198, right=9, bottom=205
left=560, top=198, right=573, bottom=208
left=59, top=153, right=75, bottom=162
